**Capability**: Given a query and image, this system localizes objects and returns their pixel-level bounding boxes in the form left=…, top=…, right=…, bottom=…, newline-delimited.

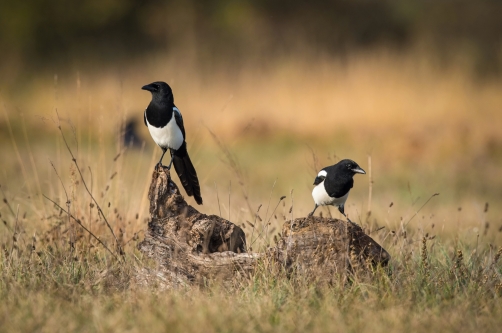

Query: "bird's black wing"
left=173, top=105, right=186, bottom=139
left=324, top=164, right=354, bottom=198
left=327, top=178, right=353, bottom=198
left=143, top=109, right=147, bottom=127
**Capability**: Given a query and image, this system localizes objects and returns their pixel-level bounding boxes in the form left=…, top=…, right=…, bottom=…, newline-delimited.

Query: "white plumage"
left=145, top=108, right=184, bottom=150
left=312, top=181, right=349, bottom=206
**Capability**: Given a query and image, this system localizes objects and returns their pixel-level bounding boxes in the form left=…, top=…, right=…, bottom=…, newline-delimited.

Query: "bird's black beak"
left=352, top=167, right=366, bottom=174
left=141, top=84, right=157, bottom=92
left=313, top=176, right=324, bottom=185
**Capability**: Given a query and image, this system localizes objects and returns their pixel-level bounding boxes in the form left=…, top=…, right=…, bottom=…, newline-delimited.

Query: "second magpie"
left=142, top=81, right=203, bottom=205
left=308, top=159, right=365, bottom=221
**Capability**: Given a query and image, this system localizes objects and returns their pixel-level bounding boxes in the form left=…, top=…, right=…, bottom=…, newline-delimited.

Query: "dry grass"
left=1, top=50, right=502, bottom=332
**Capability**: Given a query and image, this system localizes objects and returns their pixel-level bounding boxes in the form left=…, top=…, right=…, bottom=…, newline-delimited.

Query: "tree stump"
left=137, top=167, right=390, bottom=288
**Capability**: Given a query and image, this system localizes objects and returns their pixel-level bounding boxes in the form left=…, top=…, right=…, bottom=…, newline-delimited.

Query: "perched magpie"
left=308, top=159, right=365, bottom=221
left=142, top=81, right=203, bottom=205
left=123, top=118, right=143, bottom=148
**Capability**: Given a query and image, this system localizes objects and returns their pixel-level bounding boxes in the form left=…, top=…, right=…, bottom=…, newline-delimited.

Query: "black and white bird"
left=142, top=81, right=203, bottom=205
left=308, top=159, right=365, bottom=221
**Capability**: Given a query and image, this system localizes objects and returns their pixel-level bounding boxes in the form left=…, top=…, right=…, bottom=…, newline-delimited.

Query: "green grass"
left=1, top=52, right=502, bottom=332
left=1, top=128, right=501, bottom=332
left=1, top=230, right=501, bottom=332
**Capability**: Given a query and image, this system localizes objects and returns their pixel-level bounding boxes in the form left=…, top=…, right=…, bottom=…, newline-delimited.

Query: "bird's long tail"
left=171, top=143, right=203, bottom=205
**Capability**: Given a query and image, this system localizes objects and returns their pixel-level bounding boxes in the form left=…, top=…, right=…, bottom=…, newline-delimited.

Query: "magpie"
left=142, top=81, right=203, bottom=205
left=308, top=159, right=365, bottom=221
left=123, top=118, right=143, bottom=148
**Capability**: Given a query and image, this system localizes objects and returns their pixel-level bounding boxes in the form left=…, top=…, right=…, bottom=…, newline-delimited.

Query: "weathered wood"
left=137, top=167, right=390, bottom=288
left=275, top=217, right=390, bottom=281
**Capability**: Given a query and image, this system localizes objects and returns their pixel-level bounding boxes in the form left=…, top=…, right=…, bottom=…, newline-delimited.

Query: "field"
left=1, top=50, right=502, bottom=332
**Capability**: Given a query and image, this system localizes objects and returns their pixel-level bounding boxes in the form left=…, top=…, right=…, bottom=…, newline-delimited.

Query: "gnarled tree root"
left=137, top=167, right=390, bottom=288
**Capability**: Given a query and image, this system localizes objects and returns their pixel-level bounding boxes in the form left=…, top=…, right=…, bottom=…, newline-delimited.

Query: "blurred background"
left=1, top=0, right=501, bottom=243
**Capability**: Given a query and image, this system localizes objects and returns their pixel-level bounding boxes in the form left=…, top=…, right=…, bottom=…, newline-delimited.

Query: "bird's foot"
left=155, top=162, right=164, bottom=171
left=308, top=205, right=318, bottom=218
left=341, top=212, right=352, bottom=224
left=342, top=215, right=361, bottom=227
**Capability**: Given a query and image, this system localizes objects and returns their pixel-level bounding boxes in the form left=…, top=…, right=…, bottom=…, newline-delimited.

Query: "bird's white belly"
left=147, top=116, right=184, bottom=150
left=312, top=181, right=349, bottom=207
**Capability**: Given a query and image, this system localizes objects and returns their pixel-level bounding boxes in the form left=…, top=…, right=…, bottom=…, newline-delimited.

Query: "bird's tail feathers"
left=172, top=153, right=203, bottom=205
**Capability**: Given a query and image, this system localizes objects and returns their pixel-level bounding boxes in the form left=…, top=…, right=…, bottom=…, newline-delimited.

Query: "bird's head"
left=142, top=81, right=174, bottom=103
left=339, top=159, right=366, bottom=175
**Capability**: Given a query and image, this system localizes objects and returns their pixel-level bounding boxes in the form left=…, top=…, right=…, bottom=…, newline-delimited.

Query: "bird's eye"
left=347, top=164, right=352, bottom=168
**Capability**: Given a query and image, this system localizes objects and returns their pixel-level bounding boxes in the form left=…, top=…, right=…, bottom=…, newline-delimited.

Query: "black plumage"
left=142, top=81, right=203, bottom=205
left=123, top=118, right=143, bottom=148
left=309, top=159, right=365, bottom=221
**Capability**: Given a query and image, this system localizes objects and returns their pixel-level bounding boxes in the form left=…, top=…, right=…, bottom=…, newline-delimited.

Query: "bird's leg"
left=338, top=205, right=353, bottom=223
left=308, top=204, right=318, bottom=217
left=166, top=150, right=176, bottom=170
left=157, top=148, right=167, bottom=168
left=341, top=212, right=353, bottom=224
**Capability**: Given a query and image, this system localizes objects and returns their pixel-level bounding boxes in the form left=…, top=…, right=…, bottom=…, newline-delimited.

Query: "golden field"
left=1, top=50, right=502, bottom=332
